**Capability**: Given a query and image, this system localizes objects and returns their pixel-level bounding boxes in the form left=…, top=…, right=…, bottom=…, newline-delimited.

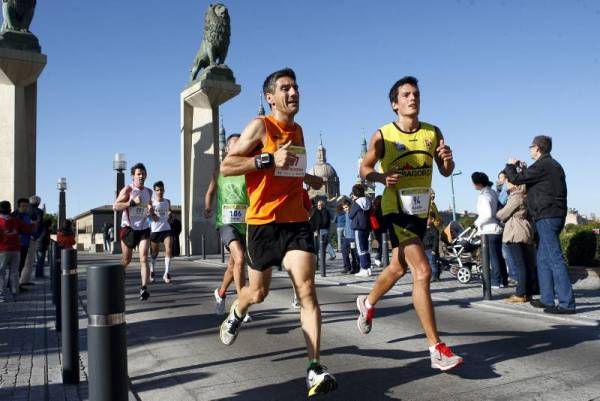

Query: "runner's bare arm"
left=434, top=127, right=454, bottom=177
left=204, top=171, right=218, bottom=218
left=360, top=130, right=399, bottom=187
left=113, top=186, right=133, bottom=211
left=220, top=119, right=265, bottom=176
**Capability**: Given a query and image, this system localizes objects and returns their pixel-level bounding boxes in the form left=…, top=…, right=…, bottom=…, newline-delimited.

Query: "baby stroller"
left=439, top=222, right=482, bottom=284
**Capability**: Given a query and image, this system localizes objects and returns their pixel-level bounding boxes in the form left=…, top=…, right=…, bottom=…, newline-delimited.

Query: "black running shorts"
left=246, top=222, right=315, bottom=271
left=120, top=227, right=150, bottom=249
left=219, top=224, right=246, bottom=252
left=150, top=230, right=172, bottom=244
left=384, top=213, right=427, bottom=248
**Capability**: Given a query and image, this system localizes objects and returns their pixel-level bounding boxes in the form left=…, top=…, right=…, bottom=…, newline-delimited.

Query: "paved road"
left=3, top=253, right=599, bottom=401
left=112, top=255, right=600, bottom=401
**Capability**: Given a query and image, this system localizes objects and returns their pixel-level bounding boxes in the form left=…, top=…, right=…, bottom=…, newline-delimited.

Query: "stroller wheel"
left=457, top=267, right=471, bottom=284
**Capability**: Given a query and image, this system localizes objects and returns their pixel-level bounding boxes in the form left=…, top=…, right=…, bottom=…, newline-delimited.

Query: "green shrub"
left=560, top=225, right=597, bottom=266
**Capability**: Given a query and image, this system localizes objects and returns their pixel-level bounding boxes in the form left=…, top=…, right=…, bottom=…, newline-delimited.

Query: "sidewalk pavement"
left=1, top=251, right=598, bottom=400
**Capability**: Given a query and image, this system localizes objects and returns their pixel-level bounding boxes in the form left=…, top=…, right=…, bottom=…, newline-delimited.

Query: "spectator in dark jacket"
left=35, top=218, right=52, bottom=278
left=423, top=211, right=441, bottom=282
left=349, top=184, right=372, bottom=277
left=504, top=135, right=575, bottom=314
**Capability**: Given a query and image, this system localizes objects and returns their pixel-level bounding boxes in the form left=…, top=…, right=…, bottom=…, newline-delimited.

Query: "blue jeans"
left=425, top=249, right=440, bottom=278
left=502, top=243, right=517, bottom=280
left=535, top=218, right=575, bottom=310
left=505, top=242, right=537, bottom=297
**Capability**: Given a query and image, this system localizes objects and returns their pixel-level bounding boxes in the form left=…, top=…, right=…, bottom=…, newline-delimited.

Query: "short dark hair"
left=388, top=76, right=419, bottom=104
left=226, top=133, right=241, bottom=143
left=263, top=68, right=296, bottom=97
left=471, top=172, right=492, bottom=187
left=342, top=199, right=351, bottom=207
left=153, top=181, right=164, bottom=190
left=0, top=200, right=11, bottom=214
left=532, top=135, right=552, bottom=154
left=130, top=163, right=147, bottom=176
left=17, top=198, right=29, bottom=207
left=352, top=184, right=365, bottom=198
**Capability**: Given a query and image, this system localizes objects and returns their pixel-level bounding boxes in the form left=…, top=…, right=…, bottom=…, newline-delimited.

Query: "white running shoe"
left=291, top=296, right=301, bottom=309
left=214, top=288, right=226, bottom=315
left=306, top=364, right=337, bottom=397
left=354, top=268, right=372, bottom=277
left=243, top=312, right=252, bottom=323
left=430, top=342, right=464, bottom=371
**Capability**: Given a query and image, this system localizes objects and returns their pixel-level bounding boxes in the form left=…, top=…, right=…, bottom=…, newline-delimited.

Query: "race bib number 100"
left=398, top=188, right=431, bottom=216
left=222, top=204, right=246, bottom=224
left=274, top=145, right=307, bottom=177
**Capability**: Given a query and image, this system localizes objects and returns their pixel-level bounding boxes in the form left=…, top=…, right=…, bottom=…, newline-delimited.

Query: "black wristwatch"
left=254, top=152, right=274, bottom=169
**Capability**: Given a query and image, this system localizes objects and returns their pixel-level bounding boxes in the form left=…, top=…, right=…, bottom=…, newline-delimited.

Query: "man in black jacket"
left=504, top=135, right=575, bottom=314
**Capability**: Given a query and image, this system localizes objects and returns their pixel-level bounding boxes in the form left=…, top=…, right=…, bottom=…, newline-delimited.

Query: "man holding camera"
left=504, top=135, right=575, bottom=314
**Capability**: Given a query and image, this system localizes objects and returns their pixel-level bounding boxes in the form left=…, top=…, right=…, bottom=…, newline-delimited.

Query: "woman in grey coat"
left=496, top=182, right=538, bottom=303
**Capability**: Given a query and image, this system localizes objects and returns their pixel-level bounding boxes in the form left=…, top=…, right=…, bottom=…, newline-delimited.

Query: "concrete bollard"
left=61, top=248, right=79, bottom=384
left=480, top=234, right=492, bottom=300
left=381, top=232, right=389, bottom=268
left=87, top=264, right=128, bottom=401
left=320, top=234, right=327, bottom=277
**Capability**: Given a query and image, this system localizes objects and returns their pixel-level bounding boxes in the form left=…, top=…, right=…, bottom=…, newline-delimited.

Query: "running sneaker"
left=306, top=364, right=337, bottom=397
left=214, top=288, right=226, bottom=315
left=430, top=342, right=464, bottom=371
left=149, top=271, right=155, bottom=283
left=356, top=295, right=374, bottom=334
left=139, top=287, right=150, bottom=301
left=291, top=296, right=301, bottom=310
left=163, top=273, right=172, bottom=284
left=220, top=300, right=243, bottom=346
left=354, top=268, right=372, bottom=277
left=243, top=312, right=252, bottom=323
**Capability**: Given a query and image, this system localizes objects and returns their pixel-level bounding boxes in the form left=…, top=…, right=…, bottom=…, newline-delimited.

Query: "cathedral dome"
left=308, top=140, right=340, bottom=199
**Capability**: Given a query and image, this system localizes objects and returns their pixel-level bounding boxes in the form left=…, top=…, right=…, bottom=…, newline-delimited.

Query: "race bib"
left=222, top=204, right=247, bottom=224
left=130, top=203, right=148, bottom=219
left=274, top=145, right=307, bottom=177
left=398, top=188, right=431, bottom=216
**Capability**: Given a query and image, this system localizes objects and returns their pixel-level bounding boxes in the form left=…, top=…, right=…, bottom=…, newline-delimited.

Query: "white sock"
left=365, top=299, right=374, bottom=309
left=150, top=256, right=156, bottom=272
left=164, top=257, right=171, bottom=274
left=429, top=343, right=441, bottom=352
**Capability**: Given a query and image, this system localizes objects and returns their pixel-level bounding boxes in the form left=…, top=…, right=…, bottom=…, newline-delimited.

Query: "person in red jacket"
left=0, top=201, right=35, bottom=301
left=57, top=219, right=76, bottom=249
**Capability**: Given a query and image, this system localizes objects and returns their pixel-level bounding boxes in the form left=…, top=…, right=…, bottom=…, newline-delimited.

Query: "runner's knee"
left=250, top=287, right=269, bottom=304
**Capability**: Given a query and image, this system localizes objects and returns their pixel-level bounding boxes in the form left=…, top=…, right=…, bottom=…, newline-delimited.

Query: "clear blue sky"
left=29, top=0, right=600, bottom=218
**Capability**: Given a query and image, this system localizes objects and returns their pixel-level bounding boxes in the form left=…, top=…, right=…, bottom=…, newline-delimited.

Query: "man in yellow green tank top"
left=204, top=134, right=251, bottom=321
left=355, top=76, right=464, bottom=371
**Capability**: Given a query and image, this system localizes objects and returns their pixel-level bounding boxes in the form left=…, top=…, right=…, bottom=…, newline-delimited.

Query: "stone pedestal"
left=0, top=48, right=46, bottom=207
left=180, top=67, right=240, bottom=256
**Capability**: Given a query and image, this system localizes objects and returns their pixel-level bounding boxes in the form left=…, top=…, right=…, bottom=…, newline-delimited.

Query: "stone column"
left=0, top=48, right=46, bottom=207
left=180, top=68, right=240, bottom=256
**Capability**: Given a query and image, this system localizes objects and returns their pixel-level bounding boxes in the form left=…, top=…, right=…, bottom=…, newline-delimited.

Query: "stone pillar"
left=0, top=48, right=46, bottom=207
left=180, top=68, right=240, bottom=256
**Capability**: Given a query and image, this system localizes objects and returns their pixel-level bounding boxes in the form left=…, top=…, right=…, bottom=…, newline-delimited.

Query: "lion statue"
left=1, top=0, right=36, bottom=33
left=189, top=3, right=231, bottom=82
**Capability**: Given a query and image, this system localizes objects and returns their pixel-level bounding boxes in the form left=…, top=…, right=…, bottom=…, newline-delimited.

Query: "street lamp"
left=57, top=177, right=67, bottom=230
left=112, top=153, right=127, bottom=254
left=450, top=170, right=462, bottom=221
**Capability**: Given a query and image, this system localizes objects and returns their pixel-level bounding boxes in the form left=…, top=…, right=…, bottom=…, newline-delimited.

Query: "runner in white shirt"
left=149, top=181, right=174, bottom=284
left=113, top=163, right=154, bottom=301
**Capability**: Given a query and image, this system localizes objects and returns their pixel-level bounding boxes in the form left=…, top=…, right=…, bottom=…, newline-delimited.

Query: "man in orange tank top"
left=219, top=68, right=337, bottom=397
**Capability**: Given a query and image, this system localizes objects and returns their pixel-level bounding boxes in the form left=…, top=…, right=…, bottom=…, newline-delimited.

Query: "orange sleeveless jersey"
left=245, top=116, right=308, bottom=225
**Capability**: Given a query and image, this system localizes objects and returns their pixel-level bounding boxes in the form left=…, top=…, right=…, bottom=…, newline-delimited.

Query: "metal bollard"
left=49, top=241, right=55, bottom=296
left=202, top=234, right=206, bottom=260
left=61, top=249, right=79, bottom=384
left=481, top=234, right=492, bottom=300
left=52, top=242, right=62, bottom=331
left=320, top=234, right=327, bottom=277
left=220, top=237, right=225, bottom=264
left=381, top=232, right=389, bottom=268
left=87, top=264, right=128, bottom=401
